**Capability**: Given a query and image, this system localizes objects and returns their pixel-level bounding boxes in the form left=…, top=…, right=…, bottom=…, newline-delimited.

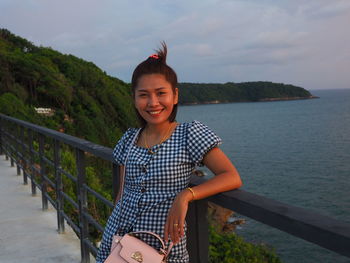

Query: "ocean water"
left=177, top=89, right=350, bottom=263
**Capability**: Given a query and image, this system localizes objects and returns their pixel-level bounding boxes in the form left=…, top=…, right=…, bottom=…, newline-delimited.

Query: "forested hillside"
left=0, top=28, right=137, bottom=147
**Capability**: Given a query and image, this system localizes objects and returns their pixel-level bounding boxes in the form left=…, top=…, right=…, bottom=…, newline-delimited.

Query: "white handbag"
left=105, top=231, right=172, bottom=263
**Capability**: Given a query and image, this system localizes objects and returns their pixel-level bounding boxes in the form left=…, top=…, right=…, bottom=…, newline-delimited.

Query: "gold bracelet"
left=187, top=187, right=195, bottom=201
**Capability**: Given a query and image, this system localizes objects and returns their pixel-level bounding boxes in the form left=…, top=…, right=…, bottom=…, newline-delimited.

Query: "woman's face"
left=134, top=74, right=178, bottom=126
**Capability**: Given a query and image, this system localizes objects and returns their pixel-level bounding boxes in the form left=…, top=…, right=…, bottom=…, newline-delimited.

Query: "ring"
left=173, top=223, right=178, bottom=227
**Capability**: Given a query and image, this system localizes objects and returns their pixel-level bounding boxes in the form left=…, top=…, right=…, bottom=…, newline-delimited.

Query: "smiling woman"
left=96, top=42, right=242, bottom=263
left=131, top=43, right=179, bottom=128
left=134, top=74, right=178, bottom=140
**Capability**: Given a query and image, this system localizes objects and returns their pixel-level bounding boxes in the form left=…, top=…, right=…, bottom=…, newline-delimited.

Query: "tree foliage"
left=209, top=223, right=282, bottom=263
left=178, top=82, right=313, bottom=104
left=0, top=28, right=137, bottom=147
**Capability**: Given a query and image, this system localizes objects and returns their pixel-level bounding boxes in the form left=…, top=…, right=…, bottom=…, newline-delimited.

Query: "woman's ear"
left=174, top=87, right=179, bottom=105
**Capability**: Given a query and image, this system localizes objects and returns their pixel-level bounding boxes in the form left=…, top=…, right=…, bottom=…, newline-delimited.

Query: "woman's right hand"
left=164, top=189, right=192, bottom=244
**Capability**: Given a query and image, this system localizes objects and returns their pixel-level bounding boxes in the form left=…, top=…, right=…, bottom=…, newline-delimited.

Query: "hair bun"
left=154, top=41, right=167, bottom=64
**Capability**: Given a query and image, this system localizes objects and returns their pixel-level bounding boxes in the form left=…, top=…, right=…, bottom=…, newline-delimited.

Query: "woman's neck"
left=139, top=121, right=178, bottom=148
left=144, top=121, right=175, bottom=136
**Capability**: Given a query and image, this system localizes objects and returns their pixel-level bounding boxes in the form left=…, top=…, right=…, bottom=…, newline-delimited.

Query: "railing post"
left=5, top=120, right=9, bottom=159
left=186, top=199, right=209, bottom=263
left=39, top=133, right=48, bottom=210
left=0, top=116, right=3, bottom=155
left=15, top=124, right=21, bottom=175
left=54, top=139, right=65, bottom=233
left=10, top=151, right=14, bottom=166
left=20, top=126, right=28, bottom=184
left=76, top=148, right=90, bottom=263
left=10, top=122, right=15, bottom=167
left=29, top=130, right=36, bottom=195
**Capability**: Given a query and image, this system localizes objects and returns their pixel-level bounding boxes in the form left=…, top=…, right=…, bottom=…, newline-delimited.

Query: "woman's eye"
left=158, top=92, right=166, bottom=95
left=138, top=94, right=147, bottom=97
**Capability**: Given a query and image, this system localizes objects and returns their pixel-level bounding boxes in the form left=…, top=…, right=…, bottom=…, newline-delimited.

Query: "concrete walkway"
left=0, top=155, right=87, bottom=263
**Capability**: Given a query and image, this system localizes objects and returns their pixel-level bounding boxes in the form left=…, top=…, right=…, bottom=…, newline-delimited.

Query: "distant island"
left=178, top=82, right=318, bottom=105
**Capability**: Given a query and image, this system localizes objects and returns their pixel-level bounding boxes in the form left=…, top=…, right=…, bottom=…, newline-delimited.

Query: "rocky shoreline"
left=208, top=202, right=246, bottom=233
left=258, top=95, right=319, bottom=102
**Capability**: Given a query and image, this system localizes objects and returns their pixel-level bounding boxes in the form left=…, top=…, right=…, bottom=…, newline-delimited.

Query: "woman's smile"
left=147, top=109, right=164, bottom=115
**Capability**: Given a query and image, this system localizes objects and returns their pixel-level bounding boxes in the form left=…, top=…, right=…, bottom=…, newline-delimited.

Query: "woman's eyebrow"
left=136, top=87, right=168, bottom=92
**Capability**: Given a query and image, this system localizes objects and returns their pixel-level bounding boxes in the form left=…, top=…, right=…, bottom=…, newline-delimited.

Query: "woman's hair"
left=131, top=42, right=178, bottom=127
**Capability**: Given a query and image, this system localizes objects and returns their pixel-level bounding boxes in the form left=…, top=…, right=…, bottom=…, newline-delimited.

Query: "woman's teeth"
left=149, top=110, right=162, bottom=115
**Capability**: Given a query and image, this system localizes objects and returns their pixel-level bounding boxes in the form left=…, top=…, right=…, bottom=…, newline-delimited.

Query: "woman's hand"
left=164, top=189, right=192, bottom=244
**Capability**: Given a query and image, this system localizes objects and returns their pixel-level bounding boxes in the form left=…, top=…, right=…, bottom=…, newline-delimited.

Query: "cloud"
left=0, top=0, right=349, bottom=89
left=297, top=1, right=350, bottom=20
left=245, top=31, right=308, bottom=50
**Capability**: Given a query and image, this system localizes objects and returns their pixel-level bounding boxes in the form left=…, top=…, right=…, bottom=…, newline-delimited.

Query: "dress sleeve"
left=187, top=120, right=222, bottom=167
left=112, top=128, right=133, bottom=165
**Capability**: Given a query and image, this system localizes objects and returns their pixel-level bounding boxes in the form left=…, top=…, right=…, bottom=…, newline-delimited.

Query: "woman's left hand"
left=164, top=189, right=192, bottom=244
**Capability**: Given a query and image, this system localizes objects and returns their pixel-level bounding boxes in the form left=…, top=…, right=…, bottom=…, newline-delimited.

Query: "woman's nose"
left=148, top=94, right=160, bottom=106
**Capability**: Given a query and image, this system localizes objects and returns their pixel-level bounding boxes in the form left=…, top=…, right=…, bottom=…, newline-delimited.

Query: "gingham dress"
left=96, top=120, right=222, bottom=263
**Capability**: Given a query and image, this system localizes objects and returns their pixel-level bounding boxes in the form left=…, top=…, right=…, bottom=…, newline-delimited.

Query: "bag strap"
left=118, top=128, right=141, bottom=213
left=128, top=231, right=166, bottom=247
left=128, top=231, right=174, bottom=253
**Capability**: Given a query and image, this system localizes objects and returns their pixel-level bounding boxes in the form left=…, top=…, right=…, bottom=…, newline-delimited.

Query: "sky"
left=1, top=0, right=350, bottom=91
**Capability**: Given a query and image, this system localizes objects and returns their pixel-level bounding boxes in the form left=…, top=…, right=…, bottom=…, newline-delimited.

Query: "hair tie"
left=149, top=54, right=159, bottom=59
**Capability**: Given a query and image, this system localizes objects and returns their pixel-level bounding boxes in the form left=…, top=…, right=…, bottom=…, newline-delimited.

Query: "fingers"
left=179, top=219, right=185, bottom=237
left=171, top=222, right=180, bottom=244
left=174, top=218, right=185, bottom=243
left=164, top=217, right=185, bottom=244
left=164, top=195, right=189, bottom=244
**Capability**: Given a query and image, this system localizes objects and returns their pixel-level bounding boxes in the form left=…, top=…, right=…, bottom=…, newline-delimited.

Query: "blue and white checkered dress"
left=96, top=120, right=222, bottom=263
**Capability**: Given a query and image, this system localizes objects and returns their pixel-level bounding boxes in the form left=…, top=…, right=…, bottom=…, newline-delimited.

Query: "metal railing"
left=0, top=113, right=349, bottom=263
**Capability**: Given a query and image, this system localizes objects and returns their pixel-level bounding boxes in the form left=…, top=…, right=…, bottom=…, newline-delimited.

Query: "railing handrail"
left=0, top=114, right=113, bottom=161
left=191, top=175, right=350, bottom=257
left=1, top=113, right=349, bottom=262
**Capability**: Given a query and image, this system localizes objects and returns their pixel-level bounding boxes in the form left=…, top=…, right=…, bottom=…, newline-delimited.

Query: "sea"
left=177, top=89, right=350, bottom=263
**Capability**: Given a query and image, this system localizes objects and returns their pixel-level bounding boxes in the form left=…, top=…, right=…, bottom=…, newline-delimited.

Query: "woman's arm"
left=164, top=147, right=242, bottom=244
left=186, top=146, right=242, bottom=199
